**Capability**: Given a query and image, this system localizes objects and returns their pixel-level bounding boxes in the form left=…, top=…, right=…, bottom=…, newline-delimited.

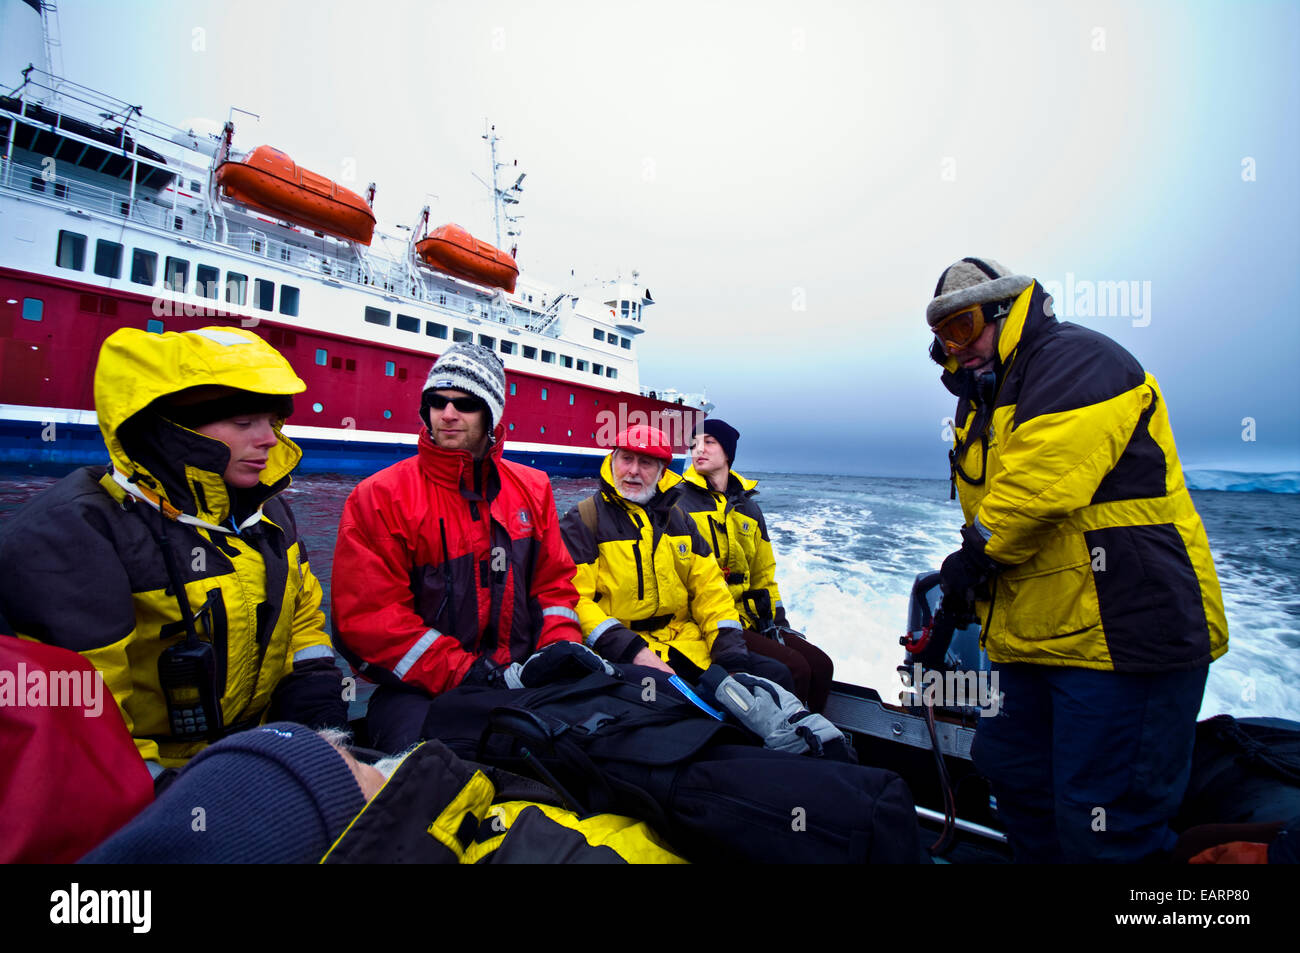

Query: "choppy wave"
left=1184, top=470, right=1300, bottom=494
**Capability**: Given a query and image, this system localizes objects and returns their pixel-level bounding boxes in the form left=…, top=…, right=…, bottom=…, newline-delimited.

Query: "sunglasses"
left=932, top=302, right=989, bottom=352
left=427, top=393, right=485, bottom=413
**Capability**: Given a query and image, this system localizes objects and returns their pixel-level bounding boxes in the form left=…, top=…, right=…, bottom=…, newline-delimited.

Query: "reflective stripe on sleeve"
left=293, top=645, right=335, bottom=663
left=717, top=619, right=742, bottom=630
left=542, top=606, right=580, bottom=622
left=586, top=617, right=620, bottom=648
left=393, top=629, right=441, bottom=679
left=144, top=760, right=167, bottom=779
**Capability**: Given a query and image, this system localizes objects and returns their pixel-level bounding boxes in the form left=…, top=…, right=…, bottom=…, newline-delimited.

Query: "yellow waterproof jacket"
left=940, top=283, right=1228, bottom=672
left=559, top=455, right=743, bottom=670
left=675, top=467, right=784, bottom=628
left=0, top=327, right=342, bottom=769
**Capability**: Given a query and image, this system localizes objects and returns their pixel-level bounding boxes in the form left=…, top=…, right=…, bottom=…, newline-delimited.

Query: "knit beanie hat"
left=421, top=343, right=506, bottom=430
left=702, top=418, right=740, bottom=465
left=926, top=257, right=1033, bottom=328
left=81, top=723, right=366, bottom=863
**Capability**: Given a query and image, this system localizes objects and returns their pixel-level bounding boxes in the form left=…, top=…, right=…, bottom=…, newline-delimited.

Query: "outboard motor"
left=898, top=571, right=990, bottom=718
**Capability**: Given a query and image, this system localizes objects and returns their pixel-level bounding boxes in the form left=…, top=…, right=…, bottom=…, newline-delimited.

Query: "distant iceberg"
left=1184, top=470, right=1300, bottom=494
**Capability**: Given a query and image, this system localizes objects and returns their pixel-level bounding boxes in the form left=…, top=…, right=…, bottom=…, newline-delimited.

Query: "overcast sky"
left=38, top=0, right=1300, bottom=477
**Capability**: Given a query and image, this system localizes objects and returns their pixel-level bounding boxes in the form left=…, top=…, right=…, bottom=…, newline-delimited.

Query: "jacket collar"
left=417, top=423, right=507, bottom=498
left=938, top=281, right=1053, bottom=400
left=110, top=410, right=297, bottom=530
left=682, top=465, right=757, bottom=495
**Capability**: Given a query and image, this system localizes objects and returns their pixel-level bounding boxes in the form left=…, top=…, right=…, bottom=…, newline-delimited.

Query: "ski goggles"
left=427, top=393, right=486, bottom=413
left=931, top=302, right=989, bottom=352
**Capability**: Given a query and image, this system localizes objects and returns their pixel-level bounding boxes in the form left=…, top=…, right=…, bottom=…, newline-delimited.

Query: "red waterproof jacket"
left=332, top=426, right=582, bottom=697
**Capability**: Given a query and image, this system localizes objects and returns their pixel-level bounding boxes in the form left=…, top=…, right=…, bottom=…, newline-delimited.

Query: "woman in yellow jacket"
left=675, top=419, right=834, bottom=712
left=0, top=327, right=346, bottom=783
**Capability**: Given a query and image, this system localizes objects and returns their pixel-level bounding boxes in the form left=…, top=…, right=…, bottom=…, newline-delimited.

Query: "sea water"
left=2, top=468, right=1296, bottom=721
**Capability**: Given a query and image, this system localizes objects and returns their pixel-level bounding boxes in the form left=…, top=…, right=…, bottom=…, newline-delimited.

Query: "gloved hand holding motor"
left=938, top=523, right=1007, bottom=617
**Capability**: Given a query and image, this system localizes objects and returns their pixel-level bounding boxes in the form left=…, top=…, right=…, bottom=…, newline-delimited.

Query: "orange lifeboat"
left=215, top=145, right=376, bottom=245
left=415, top=224, right=519, bottom=293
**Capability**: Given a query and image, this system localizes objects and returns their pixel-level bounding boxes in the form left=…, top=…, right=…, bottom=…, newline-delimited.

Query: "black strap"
left=629, top=613, right=673, bottom=632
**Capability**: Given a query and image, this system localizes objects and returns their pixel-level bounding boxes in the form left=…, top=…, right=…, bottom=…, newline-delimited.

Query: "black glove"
left=939, top=524, right=1006, bottom=610
left=710, top=629, right=751, bottom=671
left=460, top=654, right=508, bottom=689
left=773, top=606, right=791, bottom=630
left=506, top=641, right=617, bottom=689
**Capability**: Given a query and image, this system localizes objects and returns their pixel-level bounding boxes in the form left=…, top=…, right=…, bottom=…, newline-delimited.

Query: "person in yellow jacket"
left=559, top=425, right=795, bottom=690
left=0, top=326, right=347, bottom=783
left=926, top=257, right=1228, bottom=863
left=675, top=418, right=834, bottom=711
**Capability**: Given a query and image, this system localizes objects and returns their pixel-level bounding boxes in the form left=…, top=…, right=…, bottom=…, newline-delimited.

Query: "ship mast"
left=480, top=122, right=525, bottom=258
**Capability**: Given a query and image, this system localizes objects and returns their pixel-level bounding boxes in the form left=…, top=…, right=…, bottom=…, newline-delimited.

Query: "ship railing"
left=526, top=292, right=568, bottom=335
left=0, top=156, right=208, bottom=240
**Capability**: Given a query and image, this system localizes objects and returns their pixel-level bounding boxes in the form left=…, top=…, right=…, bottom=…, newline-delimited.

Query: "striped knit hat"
left=926, top=257, right=1033, bottom=327
left=421, top=343, right=506, bottom=431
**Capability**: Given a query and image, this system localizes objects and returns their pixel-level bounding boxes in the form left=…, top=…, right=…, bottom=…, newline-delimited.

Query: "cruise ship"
left=0, top=0, right=709, bottom=476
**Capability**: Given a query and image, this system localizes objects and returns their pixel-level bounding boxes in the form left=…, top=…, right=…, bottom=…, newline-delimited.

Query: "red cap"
left=615, top=425, right=673, bottom=463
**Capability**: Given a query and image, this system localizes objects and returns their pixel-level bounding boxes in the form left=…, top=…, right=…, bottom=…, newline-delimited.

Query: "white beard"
left=618, top=483, right=657, bottom=505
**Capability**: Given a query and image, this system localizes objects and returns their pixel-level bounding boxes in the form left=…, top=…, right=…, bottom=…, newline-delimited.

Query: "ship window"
left=540, top=425, right=546, bottom=434
left=567, top=429, right=573, bottom=437
left=569, top=393, right=575, bottom=406
left=197, top=265, right=219, bottom=299
left=174, top=216, right=184, bottom=232
left=593, top=329, right=605, bottom=341
left=426, top=322, right=448, bottom=339
left=119, top=200, right=130, bottom=217
left=313, top=402, right=323, bottom=413
left=453, top=329, right=472, bottom=344
left=94, top=240, right=123, bottom=279
left=561, top=355, right=573, bottom=369
left=396, top=314, right=419, bottom=332
left=522, top=346, right=537, bottom=360
left=345, top=358, right=356, bottom=372
left=384, top=410, right=392, bottom=419
left=31, top=175, right=46, bottom=194
left=509, top=422, right=515, bottom=432
left=607, top=367, right=617, bottom=379
left=541, top=388, right=548, bottom=400
left=189, top=179, right=201, bottom=193
left=225, top=271, right=247, bottom=304
left=593, top=363, right=603, bottom=376
left=397, top=367, right=408, bottom=380
left=255, top=279, right=274, bottom=311
left=621, top=302, right=630, bottom=319
left=279, top=285, right=300, bottom=316
left=365, top=307, right=391, bottom=327
left=577, top=360, right=588, bottom=372
left=500, top=341, right=515, bottom=355
left=79, top=294, right=98, bottom=313
left=22, top=298, right=43, bottom=322
left=385, top=361, right=395, bottom=377
left=542, top=350, right=555, bottom=364
left=131, top=249, right=158, bottom=286
left=509, top=383, right=517, bottom=396
left=621, top=337, right=631, bottom=349
left=478, top=335, right=496, bottom=349
left=280, top=247, right=292, bottom=262
left=316, top=349, right=328, bottom=366
left=166, top=257, right=189, bottom=294
left=331, top=356, right=343, bottom=369
left=57, top=231, right=87, bottom=271
left=147, top=319, right=164, bottom=334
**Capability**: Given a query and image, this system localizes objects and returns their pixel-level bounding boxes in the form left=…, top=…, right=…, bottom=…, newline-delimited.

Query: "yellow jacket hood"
left=93, top=327, right=306, bottom=523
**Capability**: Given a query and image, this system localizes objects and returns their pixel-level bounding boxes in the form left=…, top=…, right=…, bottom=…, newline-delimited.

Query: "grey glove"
left=697, top=665, right=848, bottom=758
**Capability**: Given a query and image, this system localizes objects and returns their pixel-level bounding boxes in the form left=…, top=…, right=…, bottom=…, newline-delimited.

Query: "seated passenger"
left=330, top=344, right=588, bottom=748
left=0, top=327, right=347, bottom=781
left=674, top=418, right=834, bottom=711
left=559, top=424, right=795, bottom=691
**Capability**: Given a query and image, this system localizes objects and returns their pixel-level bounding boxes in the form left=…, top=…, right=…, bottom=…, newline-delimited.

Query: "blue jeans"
left=972, top=662, right=1208, bottom=863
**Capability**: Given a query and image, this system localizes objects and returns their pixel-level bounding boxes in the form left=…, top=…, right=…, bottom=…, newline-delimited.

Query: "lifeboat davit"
left=415, top=224, right=519, bottom=293
left=215, top=145, right=376, bottom=245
